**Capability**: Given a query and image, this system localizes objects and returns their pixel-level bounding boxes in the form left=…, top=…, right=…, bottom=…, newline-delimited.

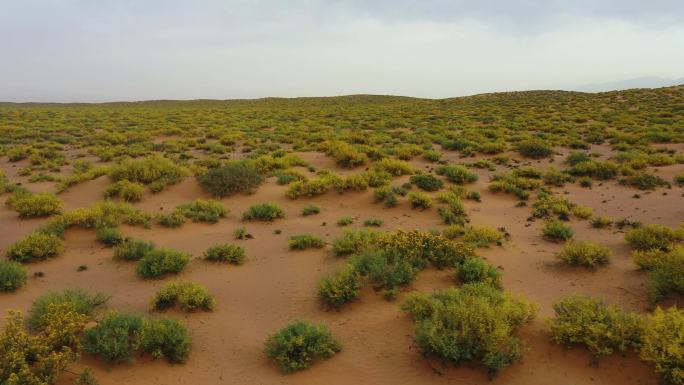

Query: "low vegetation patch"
left=542, top=220, right=574, bottom=242
left=114, top=238, right=155, bottom=261
left=104, top=180, right=145, bottom=202
left=6, top=231, right=65, bottom=262
left=409, top=174, right=443, bottom=191
left=556, top=240, right=612, bottom=268
left=6, top=189, right=63, bottom=218
left=175, top=199, right=227, bottom=223
left=27, top=288, right=109, bottom=330
left=204, top=244, right=245, bottom=264
left=289, top=234, right=325, bottom=250
left=243, top=203, right=285, bottom=221
left=0, top=260, right=27, bottom=292
left=264, top=320, right=341, bottom=372
left=109, top=156, right=186, bottom=192
left=151, top=281, right=216, bottom=312
left=136, top=248, right=190, bottom=279
left=197, top=161, right=264, bottom=197
left=625, top=224, right=684, bottom=251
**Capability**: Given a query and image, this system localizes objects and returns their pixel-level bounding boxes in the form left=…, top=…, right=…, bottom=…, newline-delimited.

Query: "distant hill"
left=575, top=76, right=684, bottom=93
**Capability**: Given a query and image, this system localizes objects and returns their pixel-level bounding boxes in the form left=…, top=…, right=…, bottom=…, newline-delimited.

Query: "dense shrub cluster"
left=197, top=161, right=264, bottom=197
left=151, top=281, right=216, bottom=312
left=136, top=248, right=191, bottom=279
left=625, top=224, right=684, bottom=251
left=436, top=164, right=478, bottom=184
left=5, top=190, right=63, bottom=218
left=175, top=199, right=228, bottom=223
left=409, top=174, right=443, bottom=191
left=109, top=156, right=186, bottom=192
left=0, top=260, right=27, bottom=292
left=203, top=244, right=245, bottom=264
left=556, top=240, right=612, bottom=268
left=242, top=203, right=285, bottom=221
left=6, top=231, right=64, bottom=262
left=114, top=238, right=155, bottom=261
left=402, top=283, right=537, bottom=377
left=542, top=220, right=574, bottom=242
left=289, top=234, right=325, bottom=250
left=264, top=320, right=341, bottom=372
left=515, top=139, right=554, bottom=158
left=104, top=180, right=145, bottom=202
left=27, top=288, right=109, bottom=330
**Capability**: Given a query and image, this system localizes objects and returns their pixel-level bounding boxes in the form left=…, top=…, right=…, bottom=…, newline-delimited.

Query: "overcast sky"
left=1, top=0, right=683, bottom=102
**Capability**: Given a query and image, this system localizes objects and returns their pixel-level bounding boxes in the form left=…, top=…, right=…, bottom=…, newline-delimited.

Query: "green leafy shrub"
left=7, top=232, right=64, bottom=262
left=151, top=281, right=216, bottom=312
left=234, top=226, right=252, bottom=240
left=197, top=161, right=264, bottom=197
left=242, top=203, right=285, bottom=221
left=436, top=164, right=478, bottom=184
left=591, top=216, right=613, bottom=228
left=457, top=257, right=501, bottom=287
left=336, top=215, right=354, bottom=226
left=542, top=220, right=574, bottom=242
left=301, top=204, right=320, bottom=216
left=407, top=192, right=432, bottom=210
left=543, top=168, right=572, bottom=186
left=0, top=260, right=27, bottom=292
left=104, top=180, right=145, bottom=202
left=515, top=139, right=554, bottom=158
left=324, top=141, right=366, bottom=168
left=318, top=265, right=363, bottom=307
left=460, top=225, right=504, bottom=247
left=620, top=172, right=670, bottom=190
left=175, top=199, right=227, bottom=223
left=136, top=248, right=190, bottom=279
left=556, top=241, right=612, bottom=268
left=640, top=307, right=684, bottom=385
left=409, top=174, right=443, bottom=191
left=28, top=288, right=109, bottom=330
left=402, top=283, right=537, bottom=377
left=332, top=229, right=385, bottom=256
left=548, top=296, right=643, bottom=358
left=625, top=224, right=684, bottom=251
left=109, top=156, right=186, bottom=192
left=567, top=160, right=619, bottom=180
left=5, top=191, right=63, bottom=218
left=363, top=218, right=384, bottom=227
left=96, top=227, right=123, bottom=247
left=139, top=317, right=192, bottom=363
left=75, top=368, right=99, bottom=385
left=156, top=211, right=186, bottom=227
left=203, top=244, right=245, bottom=264
left=113, top=239, right=154, bottom=261
left=264, top=320, right=341, bottom=372
left=289, top=234, right=325, bottom=250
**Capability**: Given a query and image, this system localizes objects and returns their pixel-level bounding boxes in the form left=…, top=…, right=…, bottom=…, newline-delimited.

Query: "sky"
left=1, top=0, right=683, bottom=102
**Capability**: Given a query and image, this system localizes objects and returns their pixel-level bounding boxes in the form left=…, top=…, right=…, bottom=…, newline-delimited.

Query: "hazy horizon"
left=2, top=0, right=683, bottom=103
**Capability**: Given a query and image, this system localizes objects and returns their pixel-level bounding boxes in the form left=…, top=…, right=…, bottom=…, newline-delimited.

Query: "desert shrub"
left=370, top=158, right=415, bottom=176
left=301, top=204, right=320, bottom=216
left=640, top=307, right=684, bottom=385
left=27, top=288, right=109, bottom=330
left=674, top=173, right=684, bottom=187
left=543, top=168, right=572, bottom=186
left=318, top=265, right=363, bottom=307
left=384, top=194, right=399, bottom=207
left=409, top=174, right=444, bottom=191
left=5, top=191, right=63, bottom=218
left=515, top=139, right=554, bottom=158
left=6, top=231, right=64, bottom=262
left=203, top=244, right=245, bottom=264
left=566, top=160, right=619, bottom=180
left=488, top=170, right=542, bottom=200
left=436, top=164, right=478, bottom=184
left=407, top=192, right=432, bottom=210
left=233, top=226, right=252, bottom=240
left=402, top=283, right=537, bottom=377
left=548, top=296, right=643, bottom=359
left=156, top=211, right=186, bottom=227
left=104, top=180, right=145, bottom=202
left=591, top=216, right=613, bottom=228
left=113, top=239, right=154, bottom=261
left=542, top=220, right=574, bottom=242
left=556, top=240, right=611, bottom=268
left=423, top=149, right=442, bottom=162
left=324, top=141, right=366, bottom=168
left=532, top=192, right=573, bottom=219
left=96, top=227, right=123, bottom=247
left=175, top=199, right=227, bottom=223
left=350, top=249, right=419, bottom=294
left=44, top=201, right=151, bottom=233
left=75, top=368, right=99, bottom=385
left=456, top=257, right=501, bottom=287
left=84, top=311, right=143, bottom=363
left=363, top=218, right=384, bottom=227
left=620, top=172, right=670, bottom=190
left=466, top=190, right=481, bottom=201
left=635, top=248, right=684, bottom=301
left=151, top=281, right=216, bottom=312
left=136, top=248, right=190, bottom=279
left=461, top=225, right=505, bottom=247
left=0, top=306, right=88, bottom=385
left=242, top=203, right=285, bottom=221
left=578, top=176, right=593, bottom=187
left=0, top=260, right=27, bottom=292
left=109, top=156, right=185, bottom=192
left=332, top=229, right=385, bottom=256
left=289, top=234, right=325, bottom=250
left=197, top=161, right=264, bottom=197
left=264, top=320, right=341, bottom=372
left=625, top=224, right=684, bottom=251
left=139, top=317, right=192, bottom=363
left=571, top=205, right=593, bottom=219
left=336, top=215, right=355, bottom=226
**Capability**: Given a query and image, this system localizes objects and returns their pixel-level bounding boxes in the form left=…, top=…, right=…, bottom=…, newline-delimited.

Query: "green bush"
left=156, top=211, right=186, bottom=227
left=407, top=192, right=432, bottom=210
left=402, top=283, right=537, bottom=377
left=301, top=204, right=320, bottom=216
left=436, top=165, right=478, bottom=184
left=289, top=234, right=325, bottom=250
left=351, top=249, right=419, bottom=294
left=638, top=248, right=684, bottom=301
left=566, top=160, right=619, bottom=180
left=460, top=225, right=504, bottom=247
left=175, top=199, right=227, bottom=223
left=626, top=224, right=683, bottom=251
left=542, top=220, right=574, bottom=242
left=151, top=281, right=216, bottom=312
left=591, top=216, right=613, bottom=228
left=28, top=288, right=109, bottom=330
left=332, top=229, right=385, bottom=256
left=7, top=232, right=64, bottom=262
left=556, top=241, right=612, bottom=268
left=363, top=218, right=384, bottom=227
left=5, top=191, right=63, bottom=218
left=548, top=296, right=643, bottom=358
left=113, top=239, right=155, bottom=261
left=203, top=244, right=245, bottom=264
left=620, top=172, right=670, bottom=190
left=318, top=265, right=362, bottom=307
left=104, top=180, right=145, bottom=202
left=197, top=161, right=264, bottom=197
left=409, top=174, right=443, bottom=191
left=264, top=320, right=341, bottom=372
left=242, top=203, right=285, bottom=221
left=136, top=248, right=190, bottom=279
left=96, top=227, right=123, bottom=247
left=640, top=307, right=684, bottom=385
left=0, top=260, right=27, bottom=292
left=543, top=168, right=572, bottom=187
left=515, top=139, right=554, bottom=158
left=139, top=317, right=192, bottom=363
left=75, top=368, right=99, bottom=385
left=336, top=215, right=354, bottom=226
left=457, top=257, right=501, bottom=287
left=109, top=156, right=186, bottom=191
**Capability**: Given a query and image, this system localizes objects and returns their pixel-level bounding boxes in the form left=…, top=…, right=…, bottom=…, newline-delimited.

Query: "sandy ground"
left=0, top=149, right=679, bottom=385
